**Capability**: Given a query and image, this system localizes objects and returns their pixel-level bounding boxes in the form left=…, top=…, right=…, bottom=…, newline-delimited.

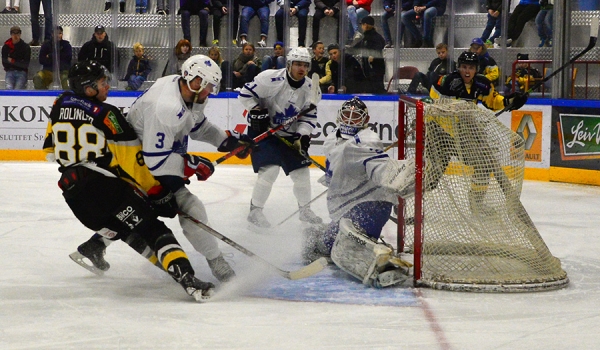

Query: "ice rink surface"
left=1, top=162, right=599, bottom=349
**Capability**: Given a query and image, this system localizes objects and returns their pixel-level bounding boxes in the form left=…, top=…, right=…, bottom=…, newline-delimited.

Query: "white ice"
left=1, top=162, right=599, bottom=349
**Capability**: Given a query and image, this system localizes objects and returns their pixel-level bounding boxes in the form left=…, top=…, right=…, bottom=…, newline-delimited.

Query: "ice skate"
left=69, top=239, right=109, bottom=276
left=179, top=272, right=215, bottom=302
left=301, top=224, right=331, bottom=264
left=247, top=204, right=272, bottom=231
left=299, top=207, right=323, bottom=225
left=207, top=253, right=236, bottom=282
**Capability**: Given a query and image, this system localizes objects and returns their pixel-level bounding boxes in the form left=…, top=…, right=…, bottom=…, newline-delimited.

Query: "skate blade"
left=190, top=287, right=215, bottom=302
left=69, top=251, right=104, bottom=276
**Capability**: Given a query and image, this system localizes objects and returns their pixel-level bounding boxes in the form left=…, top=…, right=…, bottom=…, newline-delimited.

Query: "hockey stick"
left=496, top=17, right=599, bottom=116
left=179, top=210, right=328, bottom=280
left=213, top=73, right=322, bottom=166
left=274, top=188, right=328, bottom=227
left=274, top=134, right=327, bottom=171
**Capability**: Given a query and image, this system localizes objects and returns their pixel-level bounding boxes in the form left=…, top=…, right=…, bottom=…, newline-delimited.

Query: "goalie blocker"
left=331, top=218, right=410, bottom=288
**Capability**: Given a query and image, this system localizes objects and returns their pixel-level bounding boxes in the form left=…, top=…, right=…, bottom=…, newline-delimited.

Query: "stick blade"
left=287, top=257, right=329, bottom=280
left=310, top=72, right=322, bottom=107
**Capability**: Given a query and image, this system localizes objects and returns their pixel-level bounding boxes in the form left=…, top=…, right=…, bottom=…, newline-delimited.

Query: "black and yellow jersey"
left=430, top=71, right=505, bottom=112
left=43, top=91, right=160, bottom=193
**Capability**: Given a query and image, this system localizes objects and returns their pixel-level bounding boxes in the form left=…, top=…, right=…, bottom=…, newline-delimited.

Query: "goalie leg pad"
left=331, top=218, right=395, bottom=286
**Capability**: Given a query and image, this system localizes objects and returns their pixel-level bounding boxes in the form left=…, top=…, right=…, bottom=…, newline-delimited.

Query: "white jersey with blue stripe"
left=323, top=128, right=399, bottom=222
left=238, top=68, right=320, bottom=137
left=126, top=75, right=227, bottom=177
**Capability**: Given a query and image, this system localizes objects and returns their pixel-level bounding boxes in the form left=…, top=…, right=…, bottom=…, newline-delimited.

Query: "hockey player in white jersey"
left=238, top=47, right=323, bottom=229
left=73, top=55, right=254, bottom=283
left=303, top=97, right=415, bottom=288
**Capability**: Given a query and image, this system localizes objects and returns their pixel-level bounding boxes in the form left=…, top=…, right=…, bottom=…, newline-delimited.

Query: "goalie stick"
left=212, top=73, right=322, bottom=166
left=497, top=17, right=599, bottom=116
left=179, top=210, right=329, bottom=280
left=274, top=189, right=328, bottom=227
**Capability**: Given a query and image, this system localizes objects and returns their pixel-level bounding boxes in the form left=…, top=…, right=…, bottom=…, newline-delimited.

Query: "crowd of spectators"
left=0, top=0, right=566, bottom=93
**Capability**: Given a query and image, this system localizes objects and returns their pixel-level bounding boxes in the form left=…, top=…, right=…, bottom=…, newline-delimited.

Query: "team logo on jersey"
left=273, top=105, right=298, bottom=125
left=270, top=77, right=285, bottom=82
left=104, top=112, right=124, bottom=134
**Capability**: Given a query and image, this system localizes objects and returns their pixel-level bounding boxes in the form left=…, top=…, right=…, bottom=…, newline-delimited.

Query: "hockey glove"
left=293, top=134, right=311, bottom=154
left=504, top=91, right=528, bottom=111
left=248, top=108, right=270, bottom=133
left=217, top=130, right=256, bottom=159
left=147, top=185, right=179, bottom=218
left=183, top=154, right=215, bottom=181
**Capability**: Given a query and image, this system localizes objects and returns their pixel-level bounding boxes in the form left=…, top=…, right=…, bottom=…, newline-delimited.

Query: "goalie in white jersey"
left=238, top=47, right=323, bottom=229
left=74, top=55, right=254, bottom=283
left=303, top=97, right=416, bottom=288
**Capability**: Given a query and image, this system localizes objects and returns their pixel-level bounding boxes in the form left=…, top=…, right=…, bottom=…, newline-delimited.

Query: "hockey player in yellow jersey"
left=43, top=60, right=215, bottom=302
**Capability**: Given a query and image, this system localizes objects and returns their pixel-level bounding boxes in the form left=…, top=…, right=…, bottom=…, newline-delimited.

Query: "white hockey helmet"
left=336, top=97, right=370, bottom=138
left=181, top=54, right=222, bottom=95
left=286, top=47, right=312, bottom=71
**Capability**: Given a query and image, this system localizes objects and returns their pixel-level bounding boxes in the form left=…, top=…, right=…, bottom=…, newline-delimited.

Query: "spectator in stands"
left=469, top=37, right=499, bottom=85
left=311, top=0, right=341, bottom=46
left=136, top=0, right=149, bottom=13
left=262, top=41, right=285, bottom=71
left=29, top=0, right=52, bottom=46
left=480, top=0, right=503, bottom=47
left=1, top=0, right=20, bottom=13
left=408, top=42, right=454, bottom=94
left=239, top=0, right=273, bottom=48
left=232, top=42, right=261, bottom=89
left=401, top=0, right=447, bottom=48
left=322, top=43, right=365, bottom=94
left=504, top=53, right=542, bottom=94
left=536, top=0, right=553, bottom=47
left=33, top=26, right=72, bottom=90
left=352, top=16, right=385, bottom=94
left=180, top=0, right=211, bottom=47
left=505, top=0, right=540, bottom=46
left=275, top=0, right=310, bottom=47
left=156, top=0, right=169, bottom=15
left=2, top=25, right=30, bottom=89
left=308, top=41, right=328, bottom=92
left=78, top=25, right=118, bottom=73
left=122, top=42, right=151, bottom=91
left=209, top=0, right=228, bottom=45
left=345, top=0, right=373, bottom=47
left=381, top=0, right=413, bottom=48
left=162, top=39, right=192, bottom=76
left=104, top=0, right=126, bottom=13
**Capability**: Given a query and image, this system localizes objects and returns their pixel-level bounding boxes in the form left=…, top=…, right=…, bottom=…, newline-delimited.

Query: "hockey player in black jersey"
left=43, top=60, right=214, bottom=302
left=430, top=51, right=527, bottom=112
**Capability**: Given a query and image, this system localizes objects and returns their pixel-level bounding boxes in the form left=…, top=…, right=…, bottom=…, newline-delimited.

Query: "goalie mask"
left=181, top=54, right=222, bottom=95
left=336, top=97, right=369, bottom=139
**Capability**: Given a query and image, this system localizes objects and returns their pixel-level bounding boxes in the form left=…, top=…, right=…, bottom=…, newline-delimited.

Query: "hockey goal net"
left=397, top=96, right=569, bottom=292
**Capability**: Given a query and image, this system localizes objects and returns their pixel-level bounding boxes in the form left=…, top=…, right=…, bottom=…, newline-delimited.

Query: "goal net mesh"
left=399, top=97, right=568, bottom=292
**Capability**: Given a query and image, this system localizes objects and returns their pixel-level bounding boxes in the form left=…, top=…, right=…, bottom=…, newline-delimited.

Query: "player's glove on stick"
left=504, top=91, right=528, bottom=111
left=147, top=186, right=179, bottom=218
left=217, top=130, right=255, bottom=159
left=184, top=154, right=215, bottom=181
left=248, top=108, right=270, bottom=133
left=293, top=134, right=311, bottom=153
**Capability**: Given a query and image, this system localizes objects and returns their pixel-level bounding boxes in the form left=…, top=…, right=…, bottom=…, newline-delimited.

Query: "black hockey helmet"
left=336, top=97, right=370, bottom=138
left=68, top=60, right=109, bottom=95
left=457, top=51, right=479, bottom=70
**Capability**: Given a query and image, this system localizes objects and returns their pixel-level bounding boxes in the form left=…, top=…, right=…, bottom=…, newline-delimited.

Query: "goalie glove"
left=217, top=130, right=255, bottom=159
left=183, top=154, right=215, bottom=181
left=248, top=108, right=270, bottom=133
left=504, top=91, right=528, bottom=111
left=380, top=158, right=416, bottom=199
left=147, top=185, right=179, bottom=218
left=293, top=134, right=311, bottom=153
